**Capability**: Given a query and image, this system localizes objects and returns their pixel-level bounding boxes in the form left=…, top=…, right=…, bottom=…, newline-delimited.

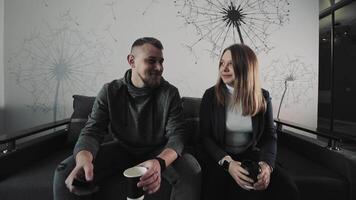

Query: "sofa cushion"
left=0, top=148, right=72, bottom=200
left=67, top=95, right=96, bottom=146
left=277, top=133, right=349, bottom=200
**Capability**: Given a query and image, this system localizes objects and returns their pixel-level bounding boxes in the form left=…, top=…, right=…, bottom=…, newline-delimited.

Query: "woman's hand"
left=228, top=160, right=255, bottom=190
left=253, top=161, right=272, bottom=190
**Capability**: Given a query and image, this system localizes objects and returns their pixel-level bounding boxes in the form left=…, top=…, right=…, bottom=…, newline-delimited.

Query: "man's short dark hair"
left=131, top=37, right=163, bottom=52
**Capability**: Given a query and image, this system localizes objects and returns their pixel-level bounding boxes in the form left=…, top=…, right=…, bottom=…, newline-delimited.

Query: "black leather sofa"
left=0, top=96, right=355, bottom=200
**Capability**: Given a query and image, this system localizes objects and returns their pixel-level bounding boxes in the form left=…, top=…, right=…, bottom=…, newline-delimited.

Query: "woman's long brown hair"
left=215, top=44, right=266, bottom=116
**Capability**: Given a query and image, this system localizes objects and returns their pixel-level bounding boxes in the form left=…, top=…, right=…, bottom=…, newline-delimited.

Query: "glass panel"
left=318, top=15, right=332, bottom=133
left=334, top=1, right=356, bottom=139
left=319, top=0, right=331, bottom=11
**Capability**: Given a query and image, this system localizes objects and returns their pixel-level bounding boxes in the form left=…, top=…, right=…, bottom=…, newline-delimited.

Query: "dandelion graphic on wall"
left=8, top=24, right=111, bottom=121
left=262, top=56, right=316, bottom=119
left=174, top=0, right=290, bottom=57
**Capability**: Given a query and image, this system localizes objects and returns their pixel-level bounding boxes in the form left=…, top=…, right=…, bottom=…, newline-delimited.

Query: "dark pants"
left=53, top=142, right=201, bottom=200
left=201, top=153, right=300, bottom=200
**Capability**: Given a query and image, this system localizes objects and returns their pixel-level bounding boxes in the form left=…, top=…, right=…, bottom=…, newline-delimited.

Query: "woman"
left=199, top=44, right=299, bottom=200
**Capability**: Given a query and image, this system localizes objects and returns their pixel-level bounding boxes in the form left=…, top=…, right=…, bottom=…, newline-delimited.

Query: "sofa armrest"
left=276, top=119, right=356, bottom=200
left=0, top=119, right=70, bottom=180
left=0, top=118, right=70, bottom=154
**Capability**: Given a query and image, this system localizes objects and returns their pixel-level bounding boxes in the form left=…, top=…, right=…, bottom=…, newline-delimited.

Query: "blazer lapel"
left=216, top=102, right=226, bottom=145
left=252, top=113, right=261, bottom=143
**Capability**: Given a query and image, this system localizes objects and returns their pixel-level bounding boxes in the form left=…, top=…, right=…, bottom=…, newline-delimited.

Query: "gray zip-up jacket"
left=74, top=70, right=185, bottom=159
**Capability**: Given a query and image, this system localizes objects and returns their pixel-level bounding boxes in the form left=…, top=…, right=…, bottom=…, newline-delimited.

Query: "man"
left=53, top=37, right=201, bottom=200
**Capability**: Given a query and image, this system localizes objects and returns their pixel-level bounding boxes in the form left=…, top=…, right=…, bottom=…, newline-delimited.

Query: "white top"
left=224, top=84, right=253, bottom=154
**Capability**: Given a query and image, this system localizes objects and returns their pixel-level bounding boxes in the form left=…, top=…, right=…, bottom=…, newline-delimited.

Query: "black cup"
left=241, top=160, right=261, bottom=183
left=123, top=166, right=147, bottom=200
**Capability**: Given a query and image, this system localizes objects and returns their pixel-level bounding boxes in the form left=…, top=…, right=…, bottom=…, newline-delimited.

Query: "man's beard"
left=139, top=72, right=162, bottom=88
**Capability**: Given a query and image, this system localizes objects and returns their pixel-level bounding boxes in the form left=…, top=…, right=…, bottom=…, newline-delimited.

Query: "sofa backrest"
left=67, top=95, right=202, bottom=147
left=67, top=95, right=96, bottom=146
left=181, top=97, right=201, bottom=145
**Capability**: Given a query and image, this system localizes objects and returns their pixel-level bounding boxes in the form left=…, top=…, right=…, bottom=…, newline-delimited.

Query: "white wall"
left=0, top=0, right=4, bottom=133
left=261, top=0, right=319, bottom=126
left=3, top=0, right=319, bottom=133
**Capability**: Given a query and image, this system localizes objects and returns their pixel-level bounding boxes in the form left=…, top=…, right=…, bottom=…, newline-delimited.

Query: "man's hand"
left=228, top=160, right=255, bottom=190
left=137, top=159, right=161, bottom=194
left=65, top=150, right=94, bottom=193
left=253, top=162, right=272, bottom=190
left=136, top=148, right=177, bottom=194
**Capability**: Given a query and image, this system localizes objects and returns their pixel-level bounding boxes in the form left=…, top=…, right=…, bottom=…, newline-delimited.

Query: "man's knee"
left=181, top=154, right=201, bottom=175
left=173, top=153, right=201, bottom=182
left=55, top=156, right=75, bottom=175
left=53, top=156, right=75, bottom=188
left=168, top=154, right=201, bottom=200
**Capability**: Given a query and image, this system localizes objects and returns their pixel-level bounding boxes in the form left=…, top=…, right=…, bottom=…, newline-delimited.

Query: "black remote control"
left=72, top=177, right=98, bottom=196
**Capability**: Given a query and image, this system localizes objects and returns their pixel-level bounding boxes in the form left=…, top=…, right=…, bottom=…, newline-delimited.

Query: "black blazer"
left=199, top=86, right=277, bottom=168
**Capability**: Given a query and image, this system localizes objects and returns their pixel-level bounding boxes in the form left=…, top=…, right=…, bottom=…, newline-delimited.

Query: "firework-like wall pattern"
left=174, top=0, right=290, bottom=57
left=8, top=23, right=111, bottom=122
left=2, top=0, right=318, bottom=133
